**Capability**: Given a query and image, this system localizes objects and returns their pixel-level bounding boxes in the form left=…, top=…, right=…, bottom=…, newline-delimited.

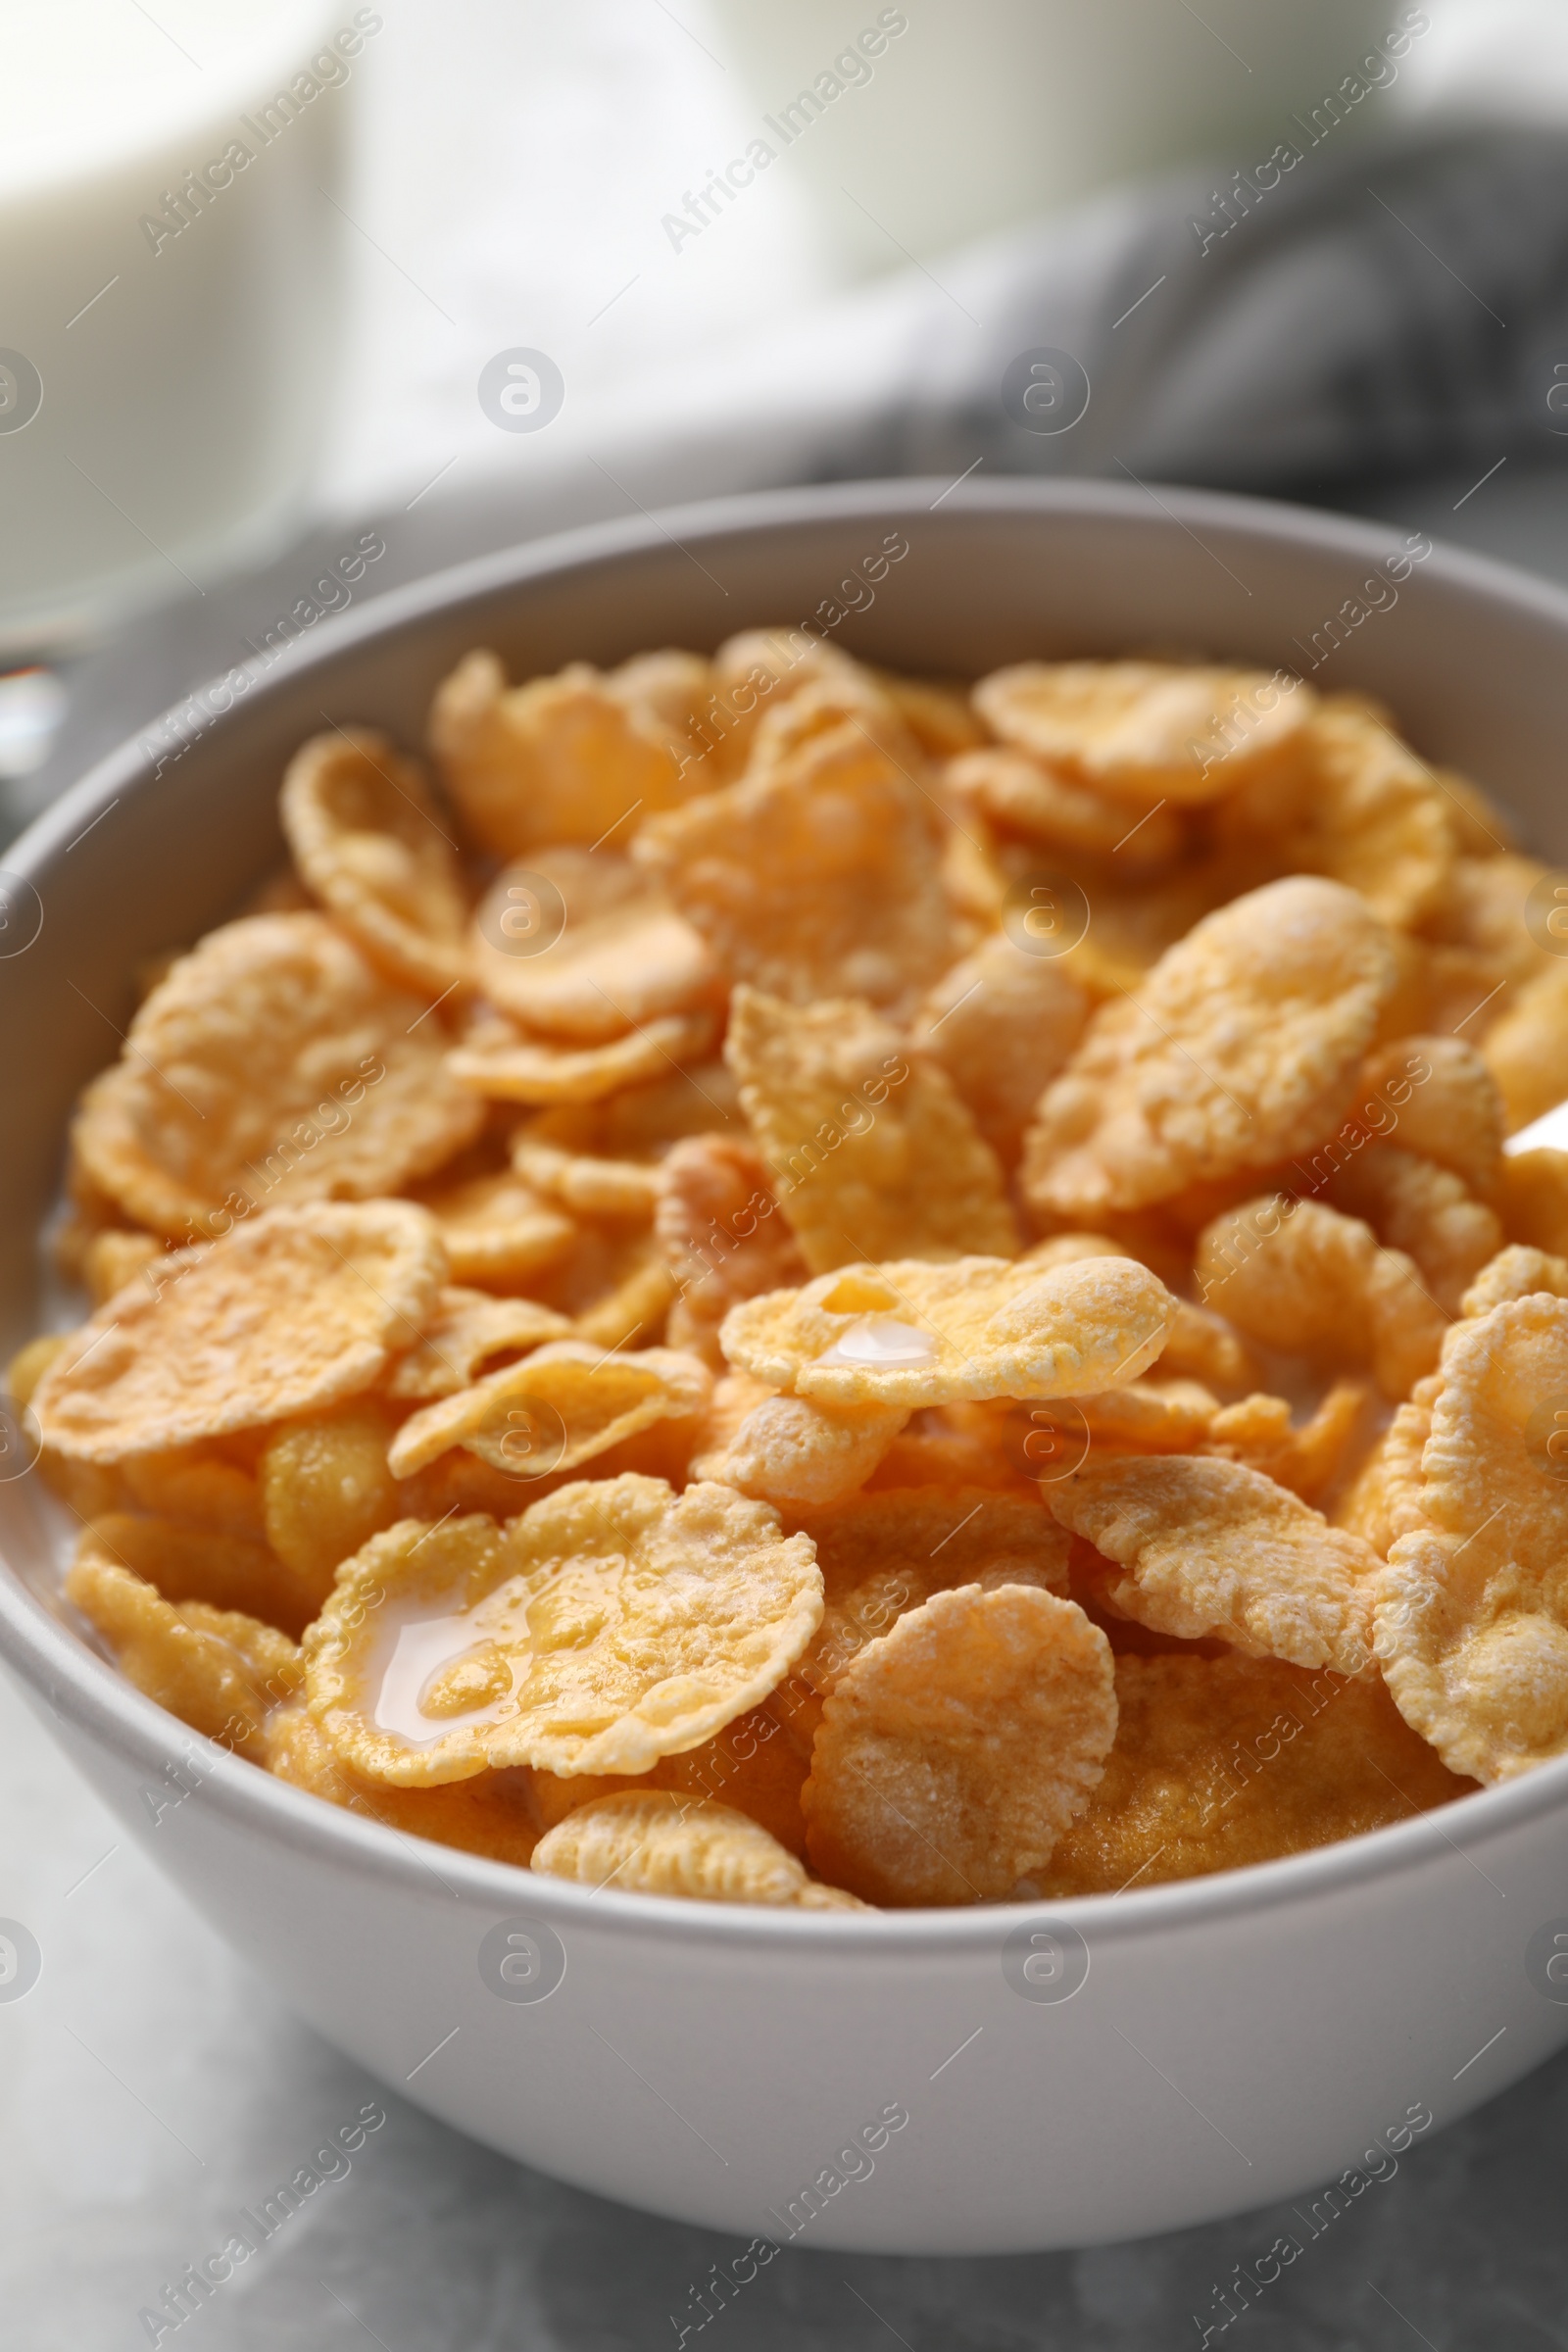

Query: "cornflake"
left=259, top=1400, right=403, bottom=1606
left=405, top=1166, right=575, bottom=1287
left=791, top=1487, right=1071, bottom=1696
left=1326, top=1145, right=1501, bottom=1316
left=531, top=1789, right=862, bottom=1906
left=32, top=1203, right=444, bottom=1461
left=1215, top=699, right=1455, bottom=928
left=471, top=848, right=718, bottom=1041
left=725, top=987, right=1018, bottom=1272
left=1049, top=1454, right=1377, bottom=1676
left=1203, top=1380, right=1372, bottom=1505
left=1041, top=1655, right=1470, bottom=1895
left=720, top=1251, right=1177, bottom=1408
left=69, top=1541, right=300, bottom=1761
left=305, top=1476, right=821, bottom=1784
left=655, top=1133, right=808, bottom=1363
left=73, top=914, right=483, bottom=1239
left=266, top=1702, right=540, bottom=1867
left=637, top=714, right=956, bottom=1013
left=279, top=727, right=469, bottom=997
left=1196, top=1195, right=1446, bottom=1401
left=1484, top=960, right=1568, bottom=1131
left=949, top=746, right=1184, bottom=866
left=701, top=1393, right=910, bottom=1507
left=1351, top=1035, right=1504, bottom=1194
left=1023, top=878, right=1396, bottom=1222
left=974, top=662, right=1313, bottom=805
left=803, top=1584, right=1116, bottom=1906
left=1335, top=1377, right=1438, bottom=1558
left=428, top=652, right=692, bottom=858
left=78, top=1508, right=318, bottom=1641
left=1460, top=1245, right=1568, bottom=1318
left=385, top=1340, right=711, bottom=1479
left=909, top=935, right=1090, bottom=1166
left=387, top=1289, right=573, bottom=1399
left=530, top=1701, right=810, bottom=1856
left=1374, top=1296, right=1568, bottom=1781
left=447, top=1007, right=716, bottom=1105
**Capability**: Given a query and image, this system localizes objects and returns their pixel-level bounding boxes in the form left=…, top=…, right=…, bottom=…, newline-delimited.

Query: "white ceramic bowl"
left=4, top=480, right=1568, bottom=2256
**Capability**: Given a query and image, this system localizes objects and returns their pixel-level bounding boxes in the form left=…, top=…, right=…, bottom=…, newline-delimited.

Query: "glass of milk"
left=703, top=0, right=1402, bottom=277
left=0, top=0, right=373, bottom=660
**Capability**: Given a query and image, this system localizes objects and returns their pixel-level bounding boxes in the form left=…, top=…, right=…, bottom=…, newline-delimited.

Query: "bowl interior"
left=5, top=474, right=1568, bottom=1906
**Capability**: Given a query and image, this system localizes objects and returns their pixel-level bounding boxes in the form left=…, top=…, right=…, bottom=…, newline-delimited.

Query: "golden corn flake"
left=1374, top=1296, right=1568, bottom=1781
left=531, top=1790, right=860, bottom=1906
left=305, top=1475, right=822, bottom=1784
left=724, top=986, right=1019, bottom=1273
left=1327, top=1145, right=1501, bottom=1316
left=803, top=1584, right=1116, bottom=1906
left=266, top=1700, right=541, bottom=1867
left=113, top=1441, right=261, bottom=1540
left=1049, top=1453, right=1377, bottom=1675
left=1353, top=1035, right=1504, bottom=1193
left=78, top=1508, right=318, bottom=1641
left=386, top=1338, right=710, bottom=1480
left=1483, top=959, right=1568, bottom=1131
left=608, top=646, right=715, bottom=749
left=1461, top=1244, right=1568, bottom=1318
left=1204, top=1379, right=1373, bottom=1505
left=532, top=1702, right=811, bottom=1857
left=1196, top=1195, right=1446, bottom=1401
left=387, top=1287, right=572, bottom=1399
left=636, top=714, right=956, bottom=1014
left=82, top=1230, right=165, bottom=1310
left=1040, top=1654, right=1472, bottom=1895
left=514, top=1132, right=662, bottom=1220
left=743, top=671, right=928, bottom=788
left=1334, top=1378, right=1438, bottom=1558
left=1216, top=699, right=1455, bottom=928
left=720, top=1250, right=1177, bottom=1409
left=908, top=935, right=1090, bottom=1167
left=865, top=1397, right=1047, bottom=1496
left=949, top=747, right=1185, bottom=867
left=471, top=848, right=718, bottom=1042
left=73, top=913, right=483, bottom=1240
left=1023, top=878, right=1396, bottom=1222
left=447, top=1008, right=716, bottom=1105
left=1494, top=1148, right=1568, bottom=1259
left=427, top=651, right=691, bottom=859
left=569, top=1239, right=677, bottom=1352
left=700, top=1393, right=909, bottom=1506
left=655, top=1133, right=808, bottom=1362
left=875, top=670, right=985, bottom=760
left=1159, top=1298, right=1262, bottom=1394
left=278, top=727, right=469, bottom=998
left=1077, top=1377, right=1219, bottom=1451
left=259, top=1399, right=403, bottom=1607
left=404, top=1165, right=575, bottom=1286
left=6, top=1334, right=67, bottom=1410
left=974, top=661, right=1313, bottom=805
left=69, top=1539, right=301, bottom=1760
left=792, top=1489, right=1071, bottom=1699
left=32, top=1202, right=445, bottom=1462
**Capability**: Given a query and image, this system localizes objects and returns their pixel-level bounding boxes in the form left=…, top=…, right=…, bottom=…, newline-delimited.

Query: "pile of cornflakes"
left=14, top=628, right=1568, bottom=1909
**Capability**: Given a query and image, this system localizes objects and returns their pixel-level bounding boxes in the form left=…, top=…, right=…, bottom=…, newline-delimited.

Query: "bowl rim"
left=6, top=469, right=1568, bottom=1957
